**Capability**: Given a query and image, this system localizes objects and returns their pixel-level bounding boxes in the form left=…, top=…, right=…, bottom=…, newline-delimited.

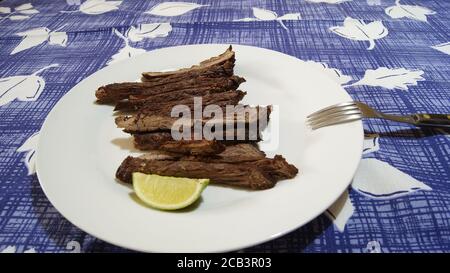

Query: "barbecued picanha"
left=96, top=46, right=299, bottom=190
left=116, top=149, right=298, bottom=190
left=95, top=46, right=240, bottom=105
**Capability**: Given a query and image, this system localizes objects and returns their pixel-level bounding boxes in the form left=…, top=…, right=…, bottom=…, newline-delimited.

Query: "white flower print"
left=329, top=17, right=388, bottom=50
left=236, top=7, right=301, bottom=30
left=0, top=3, right=39, bottom=21
left=385, top=0, right=436, bottom=22
left=145, top=2, right=206, bottom=17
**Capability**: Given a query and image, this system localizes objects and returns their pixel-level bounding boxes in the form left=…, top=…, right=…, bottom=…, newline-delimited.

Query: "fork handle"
left=412, top=114, right=450, bottom=127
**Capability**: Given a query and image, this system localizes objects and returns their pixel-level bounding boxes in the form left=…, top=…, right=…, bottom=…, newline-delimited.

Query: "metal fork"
left=307, top=101, right=450, bottom=130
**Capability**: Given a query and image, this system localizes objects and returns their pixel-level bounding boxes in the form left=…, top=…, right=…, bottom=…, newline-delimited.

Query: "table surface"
left=0, top=0, right=449, bottom=253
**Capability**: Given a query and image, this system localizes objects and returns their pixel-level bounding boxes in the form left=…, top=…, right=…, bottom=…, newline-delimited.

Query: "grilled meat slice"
left=134, top=131, right=226, bottom=155
left=186, top=143, right=266, bottom=163
left=115, top=115, right=185, bottom=132
left=136, top=143, right=266, bottom=162
left=113, top=76, right=245, bottom=110
left=96, top=74, right=245, bottom=104
left=116, top=156, right=275, bottom=189
left=116, top=152, right=298, bottom=190
left=133, top=131, right=178, bottom=150
left=116, top=105, right=272, bottom=133
left=96, top=46, right=239, bottom=103
left=134, top=133, right=226, bottom=155
left=252, top=155, right=299, bottom=181
left=133, top=129, right=261, bottom=153
left=156, top=140, right=225, bottom=155
left=117, top=89, right=247, bottom=113
left=140, top=60, right=235, bottom=85
left=141, top=46, right=235, bottom=81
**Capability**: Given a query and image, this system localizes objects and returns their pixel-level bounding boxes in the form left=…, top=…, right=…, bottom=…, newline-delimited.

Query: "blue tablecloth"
left=0, top=0, right=449, bottom=253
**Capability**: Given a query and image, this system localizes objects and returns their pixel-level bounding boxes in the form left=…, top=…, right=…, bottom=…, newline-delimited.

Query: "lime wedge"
left=132, top=173, right=209, bottom=210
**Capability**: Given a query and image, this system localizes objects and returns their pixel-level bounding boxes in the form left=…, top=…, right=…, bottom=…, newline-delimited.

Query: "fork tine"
left=310, top=114, right=363, bottom=130
left=307, top=104, right=359, bottom=121
left=307, top=101, right=356, bottom=118
left=307, top=109, right=362, bottom=125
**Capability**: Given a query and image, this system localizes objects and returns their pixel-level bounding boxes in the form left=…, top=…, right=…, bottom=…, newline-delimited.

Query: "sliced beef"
left=252, top=155, right=300, bottom=181
left=141, top=46, right=235, bottom=81
left=96, top=74, right=245, bottom=104
left=96, top=45, right=299, bottom=190
left=116, top=115, right=184, bottom=132
left=140, top=60, right=235, bottom=85
left=96, top=47, right=239, bottom=103
left=136, top=143, right=265, bottom=163
left=116, top=152, right=298, bottom=190
left=146, top=138, right=226, bottom=155
left=115, top=105, right=272, bottom=134
left=133, top=131, right=226, bottom=155
left=116, top=156, right=274, bottom=189
left=113, top=76, right=245, bottom=110
left=187, top=143, right=266, bottom=163
left=133, top=129, right=261, bottom=152
left=134, top=128, right=264, bottom=157
left=133, top=131, right=177, bottom=150
left=119, top=89, right=247, bottom=113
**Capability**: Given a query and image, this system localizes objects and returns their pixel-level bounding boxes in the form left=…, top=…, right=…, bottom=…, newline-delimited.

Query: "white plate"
left=36, top=44, right=363, bottom=253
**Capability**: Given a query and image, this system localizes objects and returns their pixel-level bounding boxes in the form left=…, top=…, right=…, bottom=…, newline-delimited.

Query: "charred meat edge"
left=116, top=105, right=272, bottom=133
left=118, top=89, right=246, bottom=113
left=155, top=139, right=227, bottom=155
left=113, top=76, right=245, bottom=111
left=133, top=130, right=262, bottom=152
left=116, top=153, right=297, bottom=190
left=96, top=46, right=237, bottom=103
left=141, top=46, right=235, bottom=80
left=134, top=143, right=266, bottom=163
left=96, top=65, right=236, bottom=103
